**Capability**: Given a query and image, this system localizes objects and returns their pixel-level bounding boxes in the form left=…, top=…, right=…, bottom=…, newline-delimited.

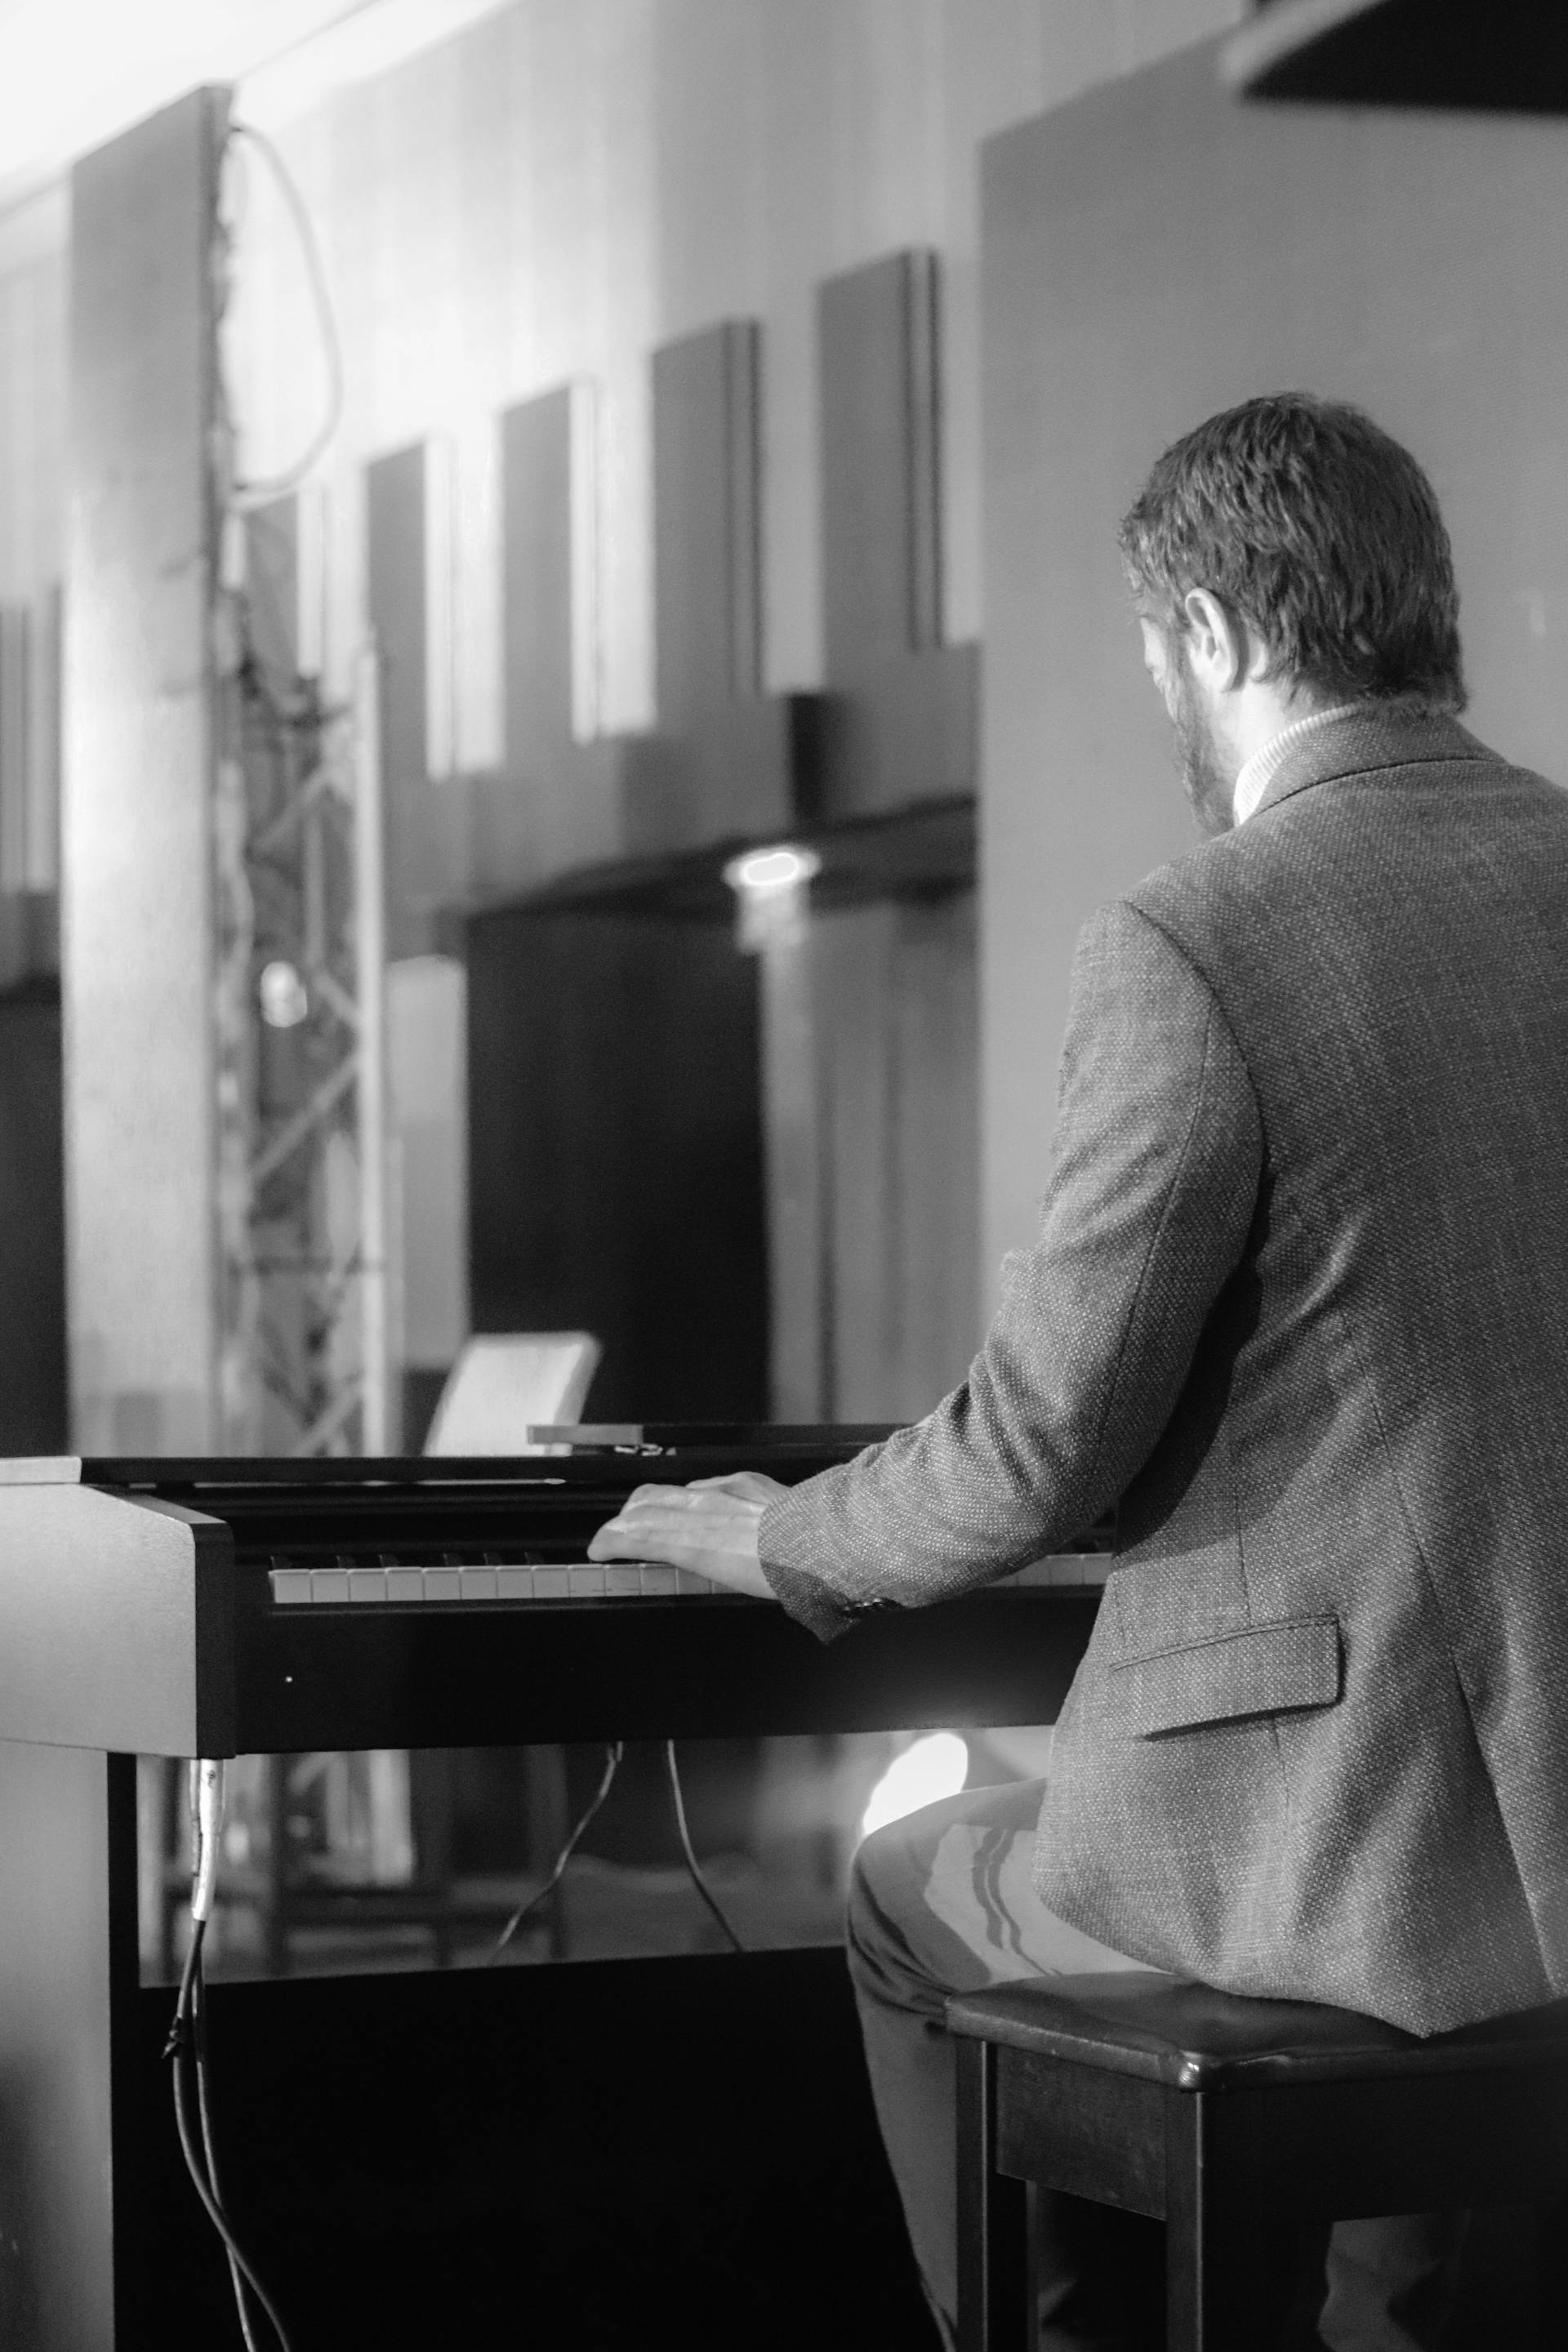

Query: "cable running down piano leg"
left=163, top=1760, right=297, bottom=2352
left=488, top=1742, right=626, bottom=1965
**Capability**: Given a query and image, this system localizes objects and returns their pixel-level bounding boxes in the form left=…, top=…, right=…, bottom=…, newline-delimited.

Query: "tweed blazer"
left=759, top=709, right=1568, bottom=2036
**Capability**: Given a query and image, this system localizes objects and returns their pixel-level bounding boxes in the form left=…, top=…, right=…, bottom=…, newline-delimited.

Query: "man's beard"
left=1168, top=658, right=1236, bottom=839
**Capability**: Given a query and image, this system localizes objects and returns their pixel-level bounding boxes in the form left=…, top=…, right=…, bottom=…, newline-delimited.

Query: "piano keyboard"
left=267, top=1555, right=1111, bottom=1606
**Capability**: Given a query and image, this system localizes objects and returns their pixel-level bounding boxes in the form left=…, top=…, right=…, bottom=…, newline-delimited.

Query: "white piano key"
left=265, top=1552, right=1108, bottom=1609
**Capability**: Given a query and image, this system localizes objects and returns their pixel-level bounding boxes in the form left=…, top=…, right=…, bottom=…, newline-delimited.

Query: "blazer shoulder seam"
left=1109, top=897, right=1262, bottom=1116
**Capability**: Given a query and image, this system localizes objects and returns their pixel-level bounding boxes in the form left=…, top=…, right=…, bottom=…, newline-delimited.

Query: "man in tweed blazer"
left=592, top=395, right=1566, bottom=2346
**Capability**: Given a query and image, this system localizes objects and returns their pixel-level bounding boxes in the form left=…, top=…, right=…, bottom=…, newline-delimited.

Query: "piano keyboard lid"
left=0, top=1427, right=904, bottom=1490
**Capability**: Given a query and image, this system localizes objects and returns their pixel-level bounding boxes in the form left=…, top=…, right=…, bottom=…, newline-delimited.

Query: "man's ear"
left=1180, top=588, right=1247, bottom=692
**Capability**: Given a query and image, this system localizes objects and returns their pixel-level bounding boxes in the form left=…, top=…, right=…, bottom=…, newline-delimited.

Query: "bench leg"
left=1165, top=2093, right=1287, bottom=2352
left=955, top=2036, right=1031, bottom=2352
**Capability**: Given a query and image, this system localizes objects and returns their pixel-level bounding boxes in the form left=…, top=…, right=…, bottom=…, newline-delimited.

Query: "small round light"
left=259, top=960, right=309, bottom=1029
left=723, top=844, right=822, bottom=894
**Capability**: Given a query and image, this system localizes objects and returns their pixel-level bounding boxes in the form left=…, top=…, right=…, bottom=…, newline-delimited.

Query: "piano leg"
left=0, top=1741, right=139, bottom=2352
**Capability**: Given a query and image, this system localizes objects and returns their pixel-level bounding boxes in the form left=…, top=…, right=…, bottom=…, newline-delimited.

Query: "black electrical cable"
left=192, top=1956, right=264, bottom=2352
left=164, top=1924, right=296, bottom=2352
left=663, top=1740, right=745, bottom=1953
left=488, top=1742, right=626, bottom=1964
left=225, top=121, right=346, bottom=500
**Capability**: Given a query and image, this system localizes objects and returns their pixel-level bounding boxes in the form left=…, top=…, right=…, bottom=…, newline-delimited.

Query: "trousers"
left=845, top=1775, right=1467, bottom=2350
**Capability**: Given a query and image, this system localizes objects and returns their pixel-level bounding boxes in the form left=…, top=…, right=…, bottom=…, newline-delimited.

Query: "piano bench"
left=946, top=1969, right=1568, bottom=2352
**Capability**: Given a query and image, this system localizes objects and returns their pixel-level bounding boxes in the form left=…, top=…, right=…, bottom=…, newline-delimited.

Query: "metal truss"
left=213, top=609, right=393, bottom=1456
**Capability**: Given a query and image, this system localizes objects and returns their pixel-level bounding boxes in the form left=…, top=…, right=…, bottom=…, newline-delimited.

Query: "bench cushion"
left=945, top=1970, right=1568, bottom=2090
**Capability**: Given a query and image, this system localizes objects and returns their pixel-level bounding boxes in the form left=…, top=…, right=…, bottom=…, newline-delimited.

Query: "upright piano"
left=0, top=1432, right=1110, bottom=2350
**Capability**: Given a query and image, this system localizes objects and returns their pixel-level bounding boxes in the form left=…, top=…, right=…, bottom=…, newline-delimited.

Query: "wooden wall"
left=980, top=36, right=1568, bottom=1282
left=219, top=0, right=1244, bottom=763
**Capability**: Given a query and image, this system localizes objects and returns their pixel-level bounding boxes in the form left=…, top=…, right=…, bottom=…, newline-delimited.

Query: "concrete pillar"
left=63, top=89, right=228, bottom=1454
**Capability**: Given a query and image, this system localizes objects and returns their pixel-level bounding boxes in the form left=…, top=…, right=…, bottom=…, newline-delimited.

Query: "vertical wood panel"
left=819, top=251, right=941, bottom=684
left=0, top=604, right=27, bottom=890
left=815, top=248, right=974, bottom=817
left=652, top=318, right=763, bottom=727
left=366, top=440, right=469, bottom=949
left=366, top=440, right=427, bottom=782
left=501, top=386, right=575, bottom=755
left=725, top=323, right=763, bottom=699
left=626, top=317, right=807, bottom=854
left=64, top=87, right=227, bottom=1454
left=0, top=590, right=63, bottom=903
left=485, top=384, right=624, bottom=888
left=0, top=238, right=67, bottom=609
left=27, top=585, right=60, bottom=894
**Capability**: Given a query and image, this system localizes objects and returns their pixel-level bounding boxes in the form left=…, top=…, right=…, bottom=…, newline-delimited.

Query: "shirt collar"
left=1232, top=703, right=1364, bottom=826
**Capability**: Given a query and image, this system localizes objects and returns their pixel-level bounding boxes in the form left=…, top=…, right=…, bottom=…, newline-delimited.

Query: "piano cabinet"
left=0, top=1443, right=1107, bottom=2350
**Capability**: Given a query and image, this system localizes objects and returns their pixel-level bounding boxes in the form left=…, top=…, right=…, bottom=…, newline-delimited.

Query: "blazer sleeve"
left=757, top=899, right=1263, bottom=1638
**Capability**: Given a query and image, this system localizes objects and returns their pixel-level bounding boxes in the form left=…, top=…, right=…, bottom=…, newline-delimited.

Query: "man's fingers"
left=686, top=1471, right=787, bottom=1503
left=586, top=1482, right=768, bottom=1581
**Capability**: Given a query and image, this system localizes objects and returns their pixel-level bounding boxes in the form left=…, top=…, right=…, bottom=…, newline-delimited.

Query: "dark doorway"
left=0, top=978, right=66, bottom=1455
left=466, top=903, right=768, bottom=1423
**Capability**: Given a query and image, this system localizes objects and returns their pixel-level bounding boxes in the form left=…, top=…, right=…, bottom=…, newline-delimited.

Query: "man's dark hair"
left=1118, top=394, right=1466, bottom=712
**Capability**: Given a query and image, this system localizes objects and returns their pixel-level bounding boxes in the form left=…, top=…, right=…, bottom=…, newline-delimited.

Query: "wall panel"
left=365, top=439, right=470, bottom=948
left=221, top=1, right=1242, bottom=750
left=981, top=37, right=1568, bottom=1282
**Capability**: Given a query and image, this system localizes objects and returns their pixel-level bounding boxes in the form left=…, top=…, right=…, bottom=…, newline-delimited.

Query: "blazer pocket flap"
left=1110, top=1615, right=1343, bottom=1739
